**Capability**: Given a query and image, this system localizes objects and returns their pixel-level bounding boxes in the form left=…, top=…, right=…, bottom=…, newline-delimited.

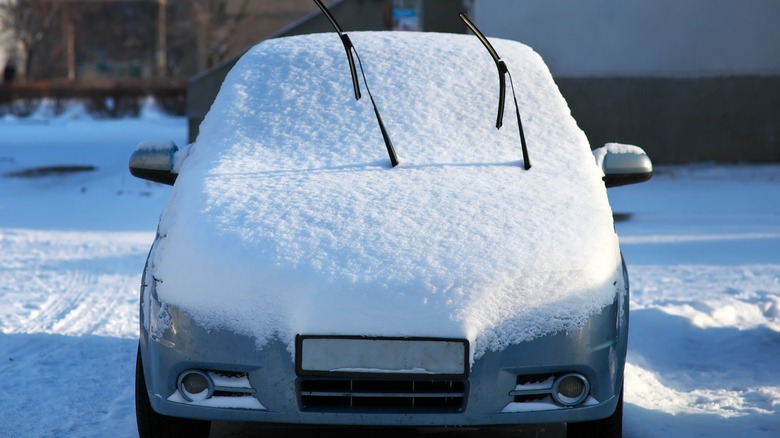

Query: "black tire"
left=135, top=345, right=211, bottom=438
left=566, top=387, right=623, bottom=438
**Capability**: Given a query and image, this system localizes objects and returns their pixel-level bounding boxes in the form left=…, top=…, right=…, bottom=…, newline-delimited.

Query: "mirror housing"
left=593, top=144, right=653, bottom=188
left=129, top=141, right=178, bottom=185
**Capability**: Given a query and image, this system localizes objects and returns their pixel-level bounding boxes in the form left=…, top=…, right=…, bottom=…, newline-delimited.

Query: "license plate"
left=296, top=336, right=469, bottom=377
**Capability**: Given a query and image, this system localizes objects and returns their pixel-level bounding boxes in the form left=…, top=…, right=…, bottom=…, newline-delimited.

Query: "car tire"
left=566, top=387, right=623, bottom=438
left=135, top=345, right=211, bottom=438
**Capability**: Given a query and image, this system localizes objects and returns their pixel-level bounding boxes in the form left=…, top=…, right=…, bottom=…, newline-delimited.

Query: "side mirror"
left=129, top=141, right=178, bottom=185
left=593, top=143, right=653, bottom=188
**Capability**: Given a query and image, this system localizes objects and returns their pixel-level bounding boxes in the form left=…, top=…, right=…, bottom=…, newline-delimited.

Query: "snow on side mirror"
left=593, top=143, right=653, bottom=188
left=129, top=141, right=178, bottom=186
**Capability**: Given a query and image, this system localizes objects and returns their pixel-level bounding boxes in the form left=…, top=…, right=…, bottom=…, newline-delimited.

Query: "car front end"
left=138, top=257, right=628, bottom=427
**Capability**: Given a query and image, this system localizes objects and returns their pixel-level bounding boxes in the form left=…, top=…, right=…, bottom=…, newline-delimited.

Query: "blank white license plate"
left=296, top=336, right=468, bottom=377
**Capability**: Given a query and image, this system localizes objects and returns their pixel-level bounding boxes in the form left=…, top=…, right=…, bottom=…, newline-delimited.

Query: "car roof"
left=155, top=32, right=621, bottom=358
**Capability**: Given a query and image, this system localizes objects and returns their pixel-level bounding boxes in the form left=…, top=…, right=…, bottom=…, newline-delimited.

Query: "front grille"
left=299, top=378, right=466, bottom=411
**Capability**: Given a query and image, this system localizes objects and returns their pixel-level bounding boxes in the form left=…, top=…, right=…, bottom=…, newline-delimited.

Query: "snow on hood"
left=152, top=32, right=621, bottom=360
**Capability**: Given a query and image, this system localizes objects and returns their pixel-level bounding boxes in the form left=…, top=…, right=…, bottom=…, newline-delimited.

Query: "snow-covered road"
left=1, top=113, right=778, bottom=437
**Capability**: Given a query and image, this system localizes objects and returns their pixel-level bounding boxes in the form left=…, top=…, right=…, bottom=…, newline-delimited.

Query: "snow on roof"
left=152, top=32, right=622, bottom=360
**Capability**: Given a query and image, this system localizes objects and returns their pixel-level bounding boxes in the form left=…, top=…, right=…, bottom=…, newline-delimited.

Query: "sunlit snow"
left=1, top=85, right=779, bottom=437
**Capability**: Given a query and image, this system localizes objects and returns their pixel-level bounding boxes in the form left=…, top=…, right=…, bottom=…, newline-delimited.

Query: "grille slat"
left=512, top=373, right=555, bottom=403
left=300, top=378, right=465, bottom=411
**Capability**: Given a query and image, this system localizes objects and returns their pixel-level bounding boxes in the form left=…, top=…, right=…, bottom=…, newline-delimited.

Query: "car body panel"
left=139, top=277, right=627, bottom=425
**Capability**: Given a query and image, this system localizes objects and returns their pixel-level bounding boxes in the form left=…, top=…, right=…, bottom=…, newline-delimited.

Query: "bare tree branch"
left=171, top=0, right=252, bottom=72
left=1, top=0, right=62, bottom=80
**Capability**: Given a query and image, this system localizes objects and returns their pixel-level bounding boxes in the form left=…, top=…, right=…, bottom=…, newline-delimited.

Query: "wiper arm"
left=312, top=0, right=360, bottom=100
left=313, top=0, right=399, bottom=167
left=459, top=12, right=531, bottom=170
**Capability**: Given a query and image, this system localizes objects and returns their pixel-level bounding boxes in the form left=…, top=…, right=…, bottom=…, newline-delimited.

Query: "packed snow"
left=154, top=32, right=622, bottom=360
left=2, top=108, right=779, bottom=436
left=592, top=143, right=648, bottom=168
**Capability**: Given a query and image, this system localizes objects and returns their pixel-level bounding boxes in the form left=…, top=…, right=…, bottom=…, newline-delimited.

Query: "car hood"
left=151, top=32, right=622, bottom=360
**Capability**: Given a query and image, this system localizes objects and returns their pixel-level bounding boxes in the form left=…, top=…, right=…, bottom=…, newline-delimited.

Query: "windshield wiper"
left=313, top=0, right=399, bottom=167
left=459, top=13, right=531, bottom=170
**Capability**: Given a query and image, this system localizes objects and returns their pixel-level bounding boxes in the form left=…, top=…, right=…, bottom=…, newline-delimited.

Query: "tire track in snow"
left=0, top=228, right=154, bottom=338
left=50, top=272, right=141, bottom=337
left=27, top=270, right=91, bottom=333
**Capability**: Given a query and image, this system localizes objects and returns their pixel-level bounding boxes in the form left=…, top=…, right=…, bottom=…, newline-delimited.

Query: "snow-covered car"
left=129, top=23, right=652, bottom=438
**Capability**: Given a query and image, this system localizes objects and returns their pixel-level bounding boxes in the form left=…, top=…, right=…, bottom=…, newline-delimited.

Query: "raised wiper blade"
left=459, top=13, right=505, bottom=129
left=313, top=0, right=360, bottom=100
left=313, top=0, right=398, bottom=167
left=459, top=12, right=531, bottom=170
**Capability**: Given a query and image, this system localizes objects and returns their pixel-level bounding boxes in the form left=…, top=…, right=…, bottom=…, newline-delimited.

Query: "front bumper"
left=138, top=291, right=627, bottom=427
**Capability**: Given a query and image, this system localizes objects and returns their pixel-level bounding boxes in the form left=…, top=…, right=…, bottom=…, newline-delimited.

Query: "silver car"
left=130, top=17, right=652, bottom=438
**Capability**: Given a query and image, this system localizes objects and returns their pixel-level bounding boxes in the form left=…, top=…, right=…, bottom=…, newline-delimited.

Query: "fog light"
left=178, top=370, right=214, bottom=402
left=552, top=373, right=589, bottom=406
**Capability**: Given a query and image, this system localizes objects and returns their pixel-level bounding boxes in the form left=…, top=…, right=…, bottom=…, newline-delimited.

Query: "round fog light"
left=552, top=373, right=589, bottom=406
left=178, top=370, right=214, bottom=402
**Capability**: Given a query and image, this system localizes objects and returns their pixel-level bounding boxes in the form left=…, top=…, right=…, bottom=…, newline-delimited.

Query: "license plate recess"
left=296, top=335, right=469, bottom=378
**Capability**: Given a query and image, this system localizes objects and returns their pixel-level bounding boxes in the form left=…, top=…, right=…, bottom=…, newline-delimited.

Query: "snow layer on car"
left=152, top=32, right=622, bottom=360
left=593, top=142, right=647, bottom=168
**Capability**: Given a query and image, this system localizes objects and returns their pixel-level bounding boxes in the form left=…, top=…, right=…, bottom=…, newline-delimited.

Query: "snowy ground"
left=0, top=111, right=778, bottom=437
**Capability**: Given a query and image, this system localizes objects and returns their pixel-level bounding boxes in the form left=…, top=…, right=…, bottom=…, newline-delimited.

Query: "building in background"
left=0, top=0, right=324, bottom=82
left=474, top=0, right=779, bottom=78
left=166, top=0, right=320, bottom=77
left=473, top=0, right=780, bottom=163
left=2, top=0, right=776, bottom=162
left=0, top=0, right=159, bottom=81
left=0, top=0, right=468, bottom=82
